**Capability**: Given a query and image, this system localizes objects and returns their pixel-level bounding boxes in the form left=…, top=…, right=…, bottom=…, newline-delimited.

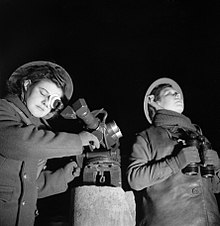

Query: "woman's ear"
left=147, top=95, right=162, bottom=110
left=147, top=95, right=155, bottom=103
left=23, top=80, right=31, bottom=91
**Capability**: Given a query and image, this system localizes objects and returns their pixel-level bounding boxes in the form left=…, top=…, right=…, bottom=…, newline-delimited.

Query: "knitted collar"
left=152, top=109, right=196, bottom=132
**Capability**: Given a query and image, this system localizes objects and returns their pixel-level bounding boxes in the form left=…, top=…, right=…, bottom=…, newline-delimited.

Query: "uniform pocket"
left=0, top=185, right=14, bottom=202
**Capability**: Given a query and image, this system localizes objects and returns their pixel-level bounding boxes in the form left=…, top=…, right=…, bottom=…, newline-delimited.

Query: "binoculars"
left=181, top=133, right=214, bottom=178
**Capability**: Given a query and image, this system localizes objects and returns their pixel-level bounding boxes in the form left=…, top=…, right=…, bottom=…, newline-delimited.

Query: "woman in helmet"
left=127, top=78, right=220, bottom=226
left=0, top=61, right=100, bottom=226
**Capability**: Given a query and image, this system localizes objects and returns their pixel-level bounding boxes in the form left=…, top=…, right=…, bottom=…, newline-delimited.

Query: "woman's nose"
left=175, top=92, right=181, bottom=99
left=42, top=99, right=49, bottom=107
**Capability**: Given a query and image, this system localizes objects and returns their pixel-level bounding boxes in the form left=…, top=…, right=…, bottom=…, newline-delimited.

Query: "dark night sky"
left=1, top=0, right=220, bottom=159
left=1, top=0, right=220, bottom=147
left=1, top=0, right=220, bottom=219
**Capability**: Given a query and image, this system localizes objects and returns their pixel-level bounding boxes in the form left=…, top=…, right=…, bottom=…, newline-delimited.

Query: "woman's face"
left=25, top=79, right=63, bottom=118
left=156, top=86, right=184, bottom=113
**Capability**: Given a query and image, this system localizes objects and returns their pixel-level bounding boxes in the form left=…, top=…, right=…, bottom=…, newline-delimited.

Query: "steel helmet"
left=9, top=60, right=74, bottom=102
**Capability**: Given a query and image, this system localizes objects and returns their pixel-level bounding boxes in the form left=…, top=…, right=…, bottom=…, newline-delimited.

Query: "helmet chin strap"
left=20, top=79, right=32, bottom=105
left=20, top=88, right=27, bottom=106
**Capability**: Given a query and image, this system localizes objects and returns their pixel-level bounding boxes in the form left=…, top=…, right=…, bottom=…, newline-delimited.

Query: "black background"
left=0, top=0, right=220, bottom=223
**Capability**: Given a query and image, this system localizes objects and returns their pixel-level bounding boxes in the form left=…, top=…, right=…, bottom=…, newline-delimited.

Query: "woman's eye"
left=40, top=90, right=47, bottom=97
left=164, top=91, right=172, bottom=96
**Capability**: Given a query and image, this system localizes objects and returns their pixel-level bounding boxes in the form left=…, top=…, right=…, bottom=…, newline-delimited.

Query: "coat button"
left=192, top=187, right=201, bottom=195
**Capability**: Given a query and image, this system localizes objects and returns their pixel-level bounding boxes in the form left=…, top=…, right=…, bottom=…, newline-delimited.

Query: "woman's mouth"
left=36, top=105, right=44, bottom=111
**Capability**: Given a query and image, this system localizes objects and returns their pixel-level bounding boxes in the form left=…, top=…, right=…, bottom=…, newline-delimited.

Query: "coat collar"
left=4, top=94, right=44, bottom=126
left=5, top=94, right=31, bottom=116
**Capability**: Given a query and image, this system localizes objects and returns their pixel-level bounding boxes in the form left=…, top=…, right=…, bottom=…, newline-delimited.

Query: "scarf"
left=152, top=109, right=197, bottom=133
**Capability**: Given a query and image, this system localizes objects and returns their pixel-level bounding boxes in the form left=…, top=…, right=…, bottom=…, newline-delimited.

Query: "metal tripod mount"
left=61, top=98, right=123, bottom=187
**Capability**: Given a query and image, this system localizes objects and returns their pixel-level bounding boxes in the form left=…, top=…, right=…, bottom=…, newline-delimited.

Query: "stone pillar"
left=70, top=186, right=136, bottom=226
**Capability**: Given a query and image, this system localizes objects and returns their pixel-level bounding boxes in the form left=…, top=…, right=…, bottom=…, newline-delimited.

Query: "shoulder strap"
left=2, top=99, right=32, bottom=125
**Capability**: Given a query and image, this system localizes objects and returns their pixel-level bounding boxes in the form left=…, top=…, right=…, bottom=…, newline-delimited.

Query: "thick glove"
left=63, top=161, right=81, bottom=183
left=79, top=131, right=100, bottom=149
left=175, top=146, right=201, bottom=170
left=203, top=149, right=220, bottom=170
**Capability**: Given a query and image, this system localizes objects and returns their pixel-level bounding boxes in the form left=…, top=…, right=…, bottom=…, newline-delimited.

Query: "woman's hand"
left=204, top=149, right=220, bottom=170
left=63, top=161, right=81, bottom=183
left=79, top=131, right=100, bottom=149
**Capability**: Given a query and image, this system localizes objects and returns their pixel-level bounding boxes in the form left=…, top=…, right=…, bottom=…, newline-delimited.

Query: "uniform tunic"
left=0, top=95, right=83, bottom=226
left=127, top=126, right=220, bottom=226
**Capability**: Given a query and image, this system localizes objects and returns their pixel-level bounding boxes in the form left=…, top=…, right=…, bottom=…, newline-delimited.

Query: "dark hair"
left=148, top=83, right=172, bottom=121
left=7, top=64, right=66, bottom=96
left=150, top=83, right=172, bottom=101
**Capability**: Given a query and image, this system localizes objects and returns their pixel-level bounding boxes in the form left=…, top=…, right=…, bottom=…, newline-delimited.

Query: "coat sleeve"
left=127, top=134, right=180, bottom=191
left=36, top=168, right=68, bottom=198
left=0, top=99, right=83, bottom=161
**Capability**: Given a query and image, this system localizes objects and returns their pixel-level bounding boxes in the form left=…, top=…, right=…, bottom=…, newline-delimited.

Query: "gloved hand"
left=63, top=161, right=81, bottom=183
left=176, top=146, right=201, bottom=170
left=79, top=131, right=100, bottom=149
left=203, top=149, right=220, bottom=170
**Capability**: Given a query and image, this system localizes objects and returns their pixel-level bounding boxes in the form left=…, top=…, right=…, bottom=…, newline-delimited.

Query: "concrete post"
left=70, top=186, right=136, bottom=226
